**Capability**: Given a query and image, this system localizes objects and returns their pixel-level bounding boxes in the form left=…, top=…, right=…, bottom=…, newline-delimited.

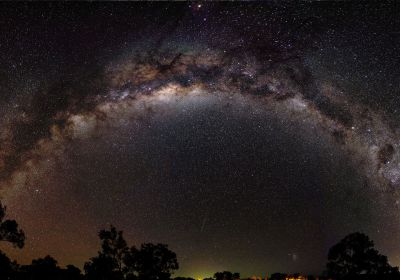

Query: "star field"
left=0, top=2, right=400, bottom=278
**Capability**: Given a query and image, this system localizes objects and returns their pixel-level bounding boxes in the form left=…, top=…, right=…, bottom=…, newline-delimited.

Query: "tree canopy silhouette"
left=24, top=255, right=61, bottom=280
left=326, top=232, right=400, bottom=279
left=17, top=255, right=83, bottom=280
left=0, top=250, right=15, bottom=279
left=213, top=271, right=240, bottom=280
left=0, top=202, right=25, bottom=248
left=84, top=226, right=128, bottom=280
left=126, top=243, right=179, bottom=280
left=173, top=277, right=195, bottom=280
left=269, top=273, right=287, bottom=280
left=85, top=225, right=179, bottom=280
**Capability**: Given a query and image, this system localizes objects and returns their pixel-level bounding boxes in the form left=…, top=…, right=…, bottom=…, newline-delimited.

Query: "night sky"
left=0, top=2, right=400, bottom=278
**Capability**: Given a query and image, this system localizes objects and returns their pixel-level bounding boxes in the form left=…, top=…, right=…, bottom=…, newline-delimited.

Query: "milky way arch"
left=1, top=47, right=399, bottom=201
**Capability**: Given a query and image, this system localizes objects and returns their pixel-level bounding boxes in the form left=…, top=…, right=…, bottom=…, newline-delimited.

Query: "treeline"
left=1, top=202, right=400, bottom=280
left=0, top=202, right=178, bottom=280
left=0, top=225, right=178, bottom=280
left=0, top=254, right=81, bottom=280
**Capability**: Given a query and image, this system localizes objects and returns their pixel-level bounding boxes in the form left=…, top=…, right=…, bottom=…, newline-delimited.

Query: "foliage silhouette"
left=326, top=232, right=400, bottom=279
left=0, top=219, right=179, bottom=280
left=84, top=225, right=128, bottom=280
left=3, top=200, right=400, bottom=280
left=15, top=256, right=83, bottom=280
left=23, top=255, right=61, bottom=280
left=0, top=202, right=25, bottom=248
left=85, top=225, right=179, bottom=280
left=269, top=273, right=287, bottom=280
left=213, top=271, right=240, bottom=280
left=85, top=253, right=124, bottom=280
left=173, top=277, right=195, bottom=280
left=0, top=250, right=14, bottom=279
left=125, top=243, right=179, bottom=280
left=64, top=265, right=84, bottom=280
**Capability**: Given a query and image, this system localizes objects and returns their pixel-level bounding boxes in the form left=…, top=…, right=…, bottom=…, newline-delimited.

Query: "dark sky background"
left=0, top=2, right=400, bottom=278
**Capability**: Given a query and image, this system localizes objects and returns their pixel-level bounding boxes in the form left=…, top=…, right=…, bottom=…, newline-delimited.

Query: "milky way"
left=0, top=2, right=399, bottom=277
left=3, top=47, right=400, bottom=195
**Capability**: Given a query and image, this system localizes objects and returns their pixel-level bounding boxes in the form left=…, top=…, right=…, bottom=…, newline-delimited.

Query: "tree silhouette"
left=63, top=265, right=83, bottom=280
left=214, top=271, right=240, bottom=280
left=15, top=255, right=83, bottom=280
left=85, top=253, right=124, bottom=280
left=84, top=225, right=128, bottom=280
left=126, top=243, right=179, bottom=280
left=99, top=225, right=129, bottom=271
left=0, top=250, right=13, bottom=279
left=0, top=202, right=25, bottom=248
left=0, top=219, right=180, bottom=280
left=85, top=226, right=179, bottom=280
left=173, top=277, right=195, bottom=280
left=25, top=255, right=60, bottom=280
left=269, top=273, right=287, bottom=280
left=326, top=232, right=400, bottom=279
